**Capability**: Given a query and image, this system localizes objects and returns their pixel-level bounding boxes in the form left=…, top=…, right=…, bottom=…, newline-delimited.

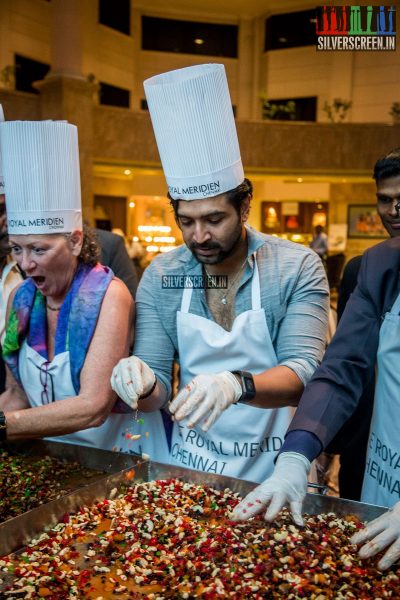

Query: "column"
left=237, top=18, right=255, bottom=120
left=35, top=0, right=95, bottom=224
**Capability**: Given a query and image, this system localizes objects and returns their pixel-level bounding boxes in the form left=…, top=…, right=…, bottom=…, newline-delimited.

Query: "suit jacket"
left=337, top=255, right=362, bottom=321
left=94, top=228, right=138, bottom=299
left=288, top=237, right=400, bottom=449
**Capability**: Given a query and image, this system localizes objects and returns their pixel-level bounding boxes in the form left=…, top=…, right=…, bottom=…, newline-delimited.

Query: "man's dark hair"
left=373, top=148, right=400, bottom=182
left=168, top=178, right=253, bottom=218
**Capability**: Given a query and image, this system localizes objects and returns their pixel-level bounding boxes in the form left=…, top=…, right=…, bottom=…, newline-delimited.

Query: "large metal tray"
left=0, top=460, right=386, bottom=557
left=1, top=439, right=145, bottom=473
left=0, top=440, right=145, bottom=551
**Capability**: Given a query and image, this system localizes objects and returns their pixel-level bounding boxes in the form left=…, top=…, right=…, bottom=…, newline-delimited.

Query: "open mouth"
left=32, top=276, right=46, bottom=287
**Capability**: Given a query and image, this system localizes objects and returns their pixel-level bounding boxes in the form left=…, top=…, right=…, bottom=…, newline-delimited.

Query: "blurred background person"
left=95, top=227, right=138, bottom=299
left=310, top=224, right=328, bottom=262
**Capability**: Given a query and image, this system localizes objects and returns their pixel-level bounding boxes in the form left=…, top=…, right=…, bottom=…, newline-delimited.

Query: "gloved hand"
left=169, top=371, right=242, bottom=432
left=111, top=356, right=156, bottom=410
left=231, top=452, right=310, bottom=526
left=350, top=501, right=400, bottom=570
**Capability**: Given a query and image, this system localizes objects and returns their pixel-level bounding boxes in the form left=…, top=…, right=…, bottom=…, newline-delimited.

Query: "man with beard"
left=111, top=64, right=329, bottom=478
left=232, top=150, right=400, bottom=569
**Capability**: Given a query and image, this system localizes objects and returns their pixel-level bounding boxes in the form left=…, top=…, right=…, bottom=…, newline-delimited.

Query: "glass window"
left=265, top=10, right=317, bottom=51
left=99, top=82, right=130, bottom=108
left=99, top=0, right=130, bottom=35
left=142, top=16, right=238, bottom=58
left=262, top=97, right=317, bottom=122
left=15, top=54, right=50, bottom=94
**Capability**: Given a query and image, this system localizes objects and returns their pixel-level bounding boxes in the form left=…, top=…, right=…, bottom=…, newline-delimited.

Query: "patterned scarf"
left=3, top=263, right=113, bottom=394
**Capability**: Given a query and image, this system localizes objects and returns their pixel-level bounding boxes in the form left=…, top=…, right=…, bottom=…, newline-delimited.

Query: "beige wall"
left=261, top=44, right=400, bottom=124
left=330, top=182, right=388, bottom=260
left=2, top=0, right=51, bottom=71
left=3, top=1, right=399, bottom=124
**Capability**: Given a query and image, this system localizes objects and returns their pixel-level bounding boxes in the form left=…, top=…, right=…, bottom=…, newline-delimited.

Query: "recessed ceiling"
left=136, top=0, right=319, bottom=20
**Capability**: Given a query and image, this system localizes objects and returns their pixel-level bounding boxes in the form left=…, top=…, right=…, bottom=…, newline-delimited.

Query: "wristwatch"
left=0, top=411, right=7, bottom=442
left=231, top=371, right=256, bottom=403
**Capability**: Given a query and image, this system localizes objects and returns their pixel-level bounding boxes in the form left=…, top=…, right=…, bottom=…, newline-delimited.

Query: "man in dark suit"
left=333, top=256, right=376, bottom=499
left=94, top=228, right=138, bottom=299
left=233, top=150, right=400, bottom=571
left=334, top=149, right=400, bottom=501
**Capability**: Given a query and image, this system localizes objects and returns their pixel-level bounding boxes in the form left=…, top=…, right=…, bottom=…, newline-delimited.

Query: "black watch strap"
left=231, top=371, right=256, bottom=403
left=0, top=411, right=7, bottom=442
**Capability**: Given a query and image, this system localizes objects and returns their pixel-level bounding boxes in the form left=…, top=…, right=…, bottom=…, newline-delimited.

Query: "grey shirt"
left=134, top=226, right=330, bottom=399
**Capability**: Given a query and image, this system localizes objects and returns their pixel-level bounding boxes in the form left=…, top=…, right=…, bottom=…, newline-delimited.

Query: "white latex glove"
left=111, top=356, right=156, bottom=410
left=169, top=371, right=242, bottom=432
left=350, top=501, right=400, bottom=570
left=231, top=452, right=310, bottom=526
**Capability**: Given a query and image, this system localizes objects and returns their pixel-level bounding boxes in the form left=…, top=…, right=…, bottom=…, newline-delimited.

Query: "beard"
left=189, top=223, right=243, bottom=265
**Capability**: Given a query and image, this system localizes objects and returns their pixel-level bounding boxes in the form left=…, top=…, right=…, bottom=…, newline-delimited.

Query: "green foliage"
left=260, top=97, right=296, bottom=121
left=323, top=98, right=352, bottom=123
left=389, top=102, right=400, bottom=124
left=0, top=65, right=15, bottom=87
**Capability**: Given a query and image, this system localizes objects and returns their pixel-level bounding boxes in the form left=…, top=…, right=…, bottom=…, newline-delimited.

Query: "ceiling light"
left=194, top=38, right=204, bottom=45
left=297, top=177, right=303, bottom=183
left=124, top=169, right=131, bottom=175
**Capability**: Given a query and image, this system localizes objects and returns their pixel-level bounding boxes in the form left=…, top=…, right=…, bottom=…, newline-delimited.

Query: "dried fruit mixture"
left=0, top=478, right=399, bottom=599
left=0, top=449, right=102, bottom=522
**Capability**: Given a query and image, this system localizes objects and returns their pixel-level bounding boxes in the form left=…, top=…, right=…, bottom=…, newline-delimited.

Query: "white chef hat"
left=144, top=64, right=244, bottom=201
left=0, top=105, right=5, bottom=194
left=0, top=120, right=82, bottom=235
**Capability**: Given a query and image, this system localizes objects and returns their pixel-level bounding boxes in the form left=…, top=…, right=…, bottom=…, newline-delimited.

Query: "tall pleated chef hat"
left=0, top=120, right=82, bottom=234
left=144, top=64, right=244, bottom=201
left=0, top=105, right=5, bottom=194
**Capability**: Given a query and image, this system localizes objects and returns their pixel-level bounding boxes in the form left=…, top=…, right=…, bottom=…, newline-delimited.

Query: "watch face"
left=243, top=375, right=255, bottom=393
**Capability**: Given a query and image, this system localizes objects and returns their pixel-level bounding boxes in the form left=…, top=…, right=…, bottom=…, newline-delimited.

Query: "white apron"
left=172, top=256, right=293, bottom=483
left=19, top=341, right=169, bottom=462
left=361, top=290, right=400, bottom=507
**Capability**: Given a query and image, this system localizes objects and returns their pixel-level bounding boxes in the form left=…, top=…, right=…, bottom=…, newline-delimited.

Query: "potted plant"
left=0, top=65, right=16, bottom=90
left=323, top=98, right=352, bottom=122
left=260, top=94, right=296, bottom=121
left=389, top=102, right=400, bottom=124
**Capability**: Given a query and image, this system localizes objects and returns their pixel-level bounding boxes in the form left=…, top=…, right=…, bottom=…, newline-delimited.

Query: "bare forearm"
left=138, top=380, right=168, bottom=412
left=251, top=366, right=303, bottom=409
left=0, top=386, right=29, bottom=411
left=4, top=395, right=112, bottom=441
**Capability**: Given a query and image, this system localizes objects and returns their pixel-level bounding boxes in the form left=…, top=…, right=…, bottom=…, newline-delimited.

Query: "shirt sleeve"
left=279, top=430, right=323, bottom=462
left=275, top=251, right=330, bottom=386
left=287, top=249, right=380, bottom=449
left=133, top=263, right=176, bottom=399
